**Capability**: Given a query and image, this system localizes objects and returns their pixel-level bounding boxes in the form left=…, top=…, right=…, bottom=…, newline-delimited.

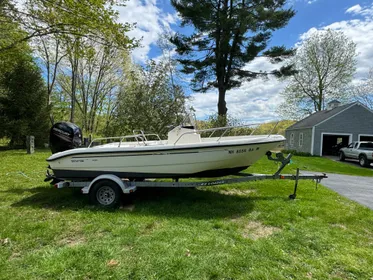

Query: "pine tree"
left=0, top=59, right=50, bottom=147
left=171, top=0, right=296, bottom=118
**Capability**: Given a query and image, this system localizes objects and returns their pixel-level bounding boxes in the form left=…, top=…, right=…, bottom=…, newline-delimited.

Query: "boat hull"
left=48, top=139, right=283, bottom=180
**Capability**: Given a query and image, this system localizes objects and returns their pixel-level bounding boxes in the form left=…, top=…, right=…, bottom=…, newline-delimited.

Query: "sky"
left=116, top=0, right=373, bottom=122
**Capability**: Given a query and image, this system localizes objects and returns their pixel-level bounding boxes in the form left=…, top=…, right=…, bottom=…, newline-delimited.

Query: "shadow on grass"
left=5, top=185, right=88, bottom=210
left=3, top=185, right=286, bottom=219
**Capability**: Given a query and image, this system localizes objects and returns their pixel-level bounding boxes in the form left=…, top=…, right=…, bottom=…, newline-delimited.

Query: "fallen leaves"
left=107, top=259, right=119, bottom=267
left=1, top=238, right=11, bottom=245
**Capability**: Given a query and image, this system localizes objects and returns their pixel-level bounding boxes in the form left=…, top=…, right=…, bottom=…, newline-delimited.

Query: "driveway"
left=320, top=173, right=373, bottom=210
left=324, top=155, right=373, bottom=168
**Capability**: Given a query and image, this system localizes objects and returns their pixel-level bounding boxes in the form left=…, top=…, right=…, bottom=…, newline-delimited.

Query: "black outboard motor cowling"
left=49, top=122, right=83, bottom=154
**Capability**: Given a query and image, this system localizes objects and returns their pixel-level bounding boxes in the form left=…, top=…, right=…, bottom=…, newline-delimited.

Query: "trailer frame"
left=49, top=152, right=327, bottom=207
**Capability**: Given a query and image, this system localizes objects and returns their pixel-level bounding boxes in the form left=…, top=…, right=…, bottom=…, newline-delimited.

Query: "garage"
left=285, top=101, right=373, bottom=156
left=359, top=135, right=373, bottom=142
left=321, top=134, right=351, bottom=156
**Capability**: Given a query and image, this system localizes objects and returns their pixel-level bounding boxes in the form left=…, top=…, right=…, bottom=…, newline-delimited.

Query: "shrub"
left=281, top=149, right=317, bottom=157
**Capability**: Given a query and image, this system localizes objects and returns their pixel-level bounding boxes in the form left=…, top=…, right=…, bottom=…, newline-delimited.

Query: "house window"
left=299, top=133, right=303, bottom=147
left=290, top=133, right=294, bottom=146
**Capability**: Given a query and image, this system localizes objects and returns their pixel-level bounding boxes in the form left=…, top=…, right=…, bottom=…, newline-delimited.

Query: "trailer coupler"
left=266, top=151, right=292, bottom=176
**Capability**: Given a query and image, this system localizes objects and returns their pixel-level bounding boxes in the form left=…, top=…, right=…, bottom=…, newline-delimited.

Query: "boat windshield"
left=181, top=112, right=196, bottom=129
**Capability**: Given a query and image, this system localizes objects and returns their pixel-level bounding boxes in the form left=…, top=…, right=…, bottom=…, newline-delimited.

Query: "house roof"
left=287, top=102, right=355, bottom=130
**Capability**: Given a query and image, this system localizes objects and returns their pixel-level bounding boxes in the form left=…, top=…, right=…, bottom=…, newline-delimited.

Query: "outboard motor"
left=49, top=122, right=83, bottom=154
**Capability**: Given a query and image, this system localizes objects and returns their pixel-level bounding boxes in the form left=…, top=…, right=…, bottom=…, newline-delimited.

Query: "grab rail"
left=89, top=121, right=280, bottom=147
left=89, top=133, right=162, bottom=148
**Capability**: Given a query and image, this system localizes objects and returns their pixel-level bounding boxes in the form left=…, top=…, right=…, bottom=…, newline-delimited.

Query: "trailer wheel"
left=90, top=180, right=121, bottom=208
left=359, top=155, right=369, bottom=167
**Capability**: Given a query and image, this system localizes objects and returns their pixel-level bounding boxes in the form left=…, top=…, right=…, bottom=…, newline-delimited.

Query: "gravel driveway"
left=320, top=173, right=373, bottom=210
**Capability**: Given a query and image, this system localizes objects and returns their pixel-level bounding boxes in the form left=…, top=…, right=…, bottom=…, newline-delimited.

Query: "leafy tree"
left=57, top=44, right=129, bottom=134
left=0, top=58, right=50, bottom=147
left=111, top=60, right=187, bottom=137
left=0, top=9, right=49, bottom=147
left=170, top=0, right=295, bottom=118
left=278, top=29, right=357, bottom=119
left=351, top=68, right=373, bottom=110
left=0, top=6, right=30, bottom=73
left=1, top=0, right=138, bottom=52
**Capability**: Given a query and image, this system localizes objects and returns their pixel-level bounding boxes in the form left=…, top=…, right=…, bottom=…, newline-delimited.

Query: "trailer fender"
left=81, top=174, right=136, bottom=194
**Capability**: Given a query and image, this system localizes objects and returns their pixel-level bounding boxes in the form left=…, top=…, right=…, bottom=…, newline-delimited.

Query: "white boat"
left=47, top=125, right=285, bottom=180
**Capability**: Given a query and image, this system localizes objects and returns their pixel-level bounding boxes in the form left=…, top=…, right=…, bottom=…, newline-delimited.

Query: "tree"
left=0, top=58, right=50, bottom=147
left=352, top=68, right=373, bottom=110
left=35, top=34, right=67, bottom=106
left=0, top=9, right=50, bottom=147
left=170, top=0, right=295, bottom=118
left=57, top=44, right=129, bottom=134
left=278, top=29, right=357, bottom=120
left=1, top=0, right=138, bottom=53
left=0, top=5, right=30, bottom=73
left=111, top=60, right=187, bottom=137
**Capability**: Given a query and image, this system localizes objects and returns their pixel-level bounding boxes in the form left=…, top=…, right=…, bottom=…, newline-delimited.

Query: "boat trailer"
left=48, top=152, right=327, bottom=207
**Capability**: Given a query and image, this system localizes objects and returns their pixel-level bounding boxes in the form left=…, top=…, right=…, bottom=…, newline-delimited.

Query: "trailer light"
left=280, top=175, right=285, bottom=179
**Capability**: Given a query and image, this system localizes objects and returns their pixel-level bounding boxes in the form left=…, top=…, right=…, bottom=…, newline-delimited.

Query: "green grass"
left=1, top=150, right=373, bottom=279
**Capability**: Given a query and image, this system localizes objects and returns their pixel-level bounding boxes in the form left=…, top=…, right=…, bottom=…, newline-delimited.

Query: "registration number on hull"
left=228, top=147, right=260, bottom=154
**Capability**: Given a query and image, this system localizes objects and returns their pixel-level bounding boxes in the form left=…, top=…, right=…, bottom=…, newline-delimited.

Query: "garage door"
left=322, top=134, right=350, bottom=156
left=359, top=135, right=373, bottom=142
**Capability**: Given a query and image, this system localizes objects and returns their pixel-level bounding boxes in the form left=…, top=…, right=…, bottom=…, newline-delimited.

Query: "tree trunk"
left=217, top=87, right=228, bottom=127
left=317, top=90, right=323, bottom=111
left=70, top=71, right=75, bottom=123
left=218, top=87, right=227, bottom=116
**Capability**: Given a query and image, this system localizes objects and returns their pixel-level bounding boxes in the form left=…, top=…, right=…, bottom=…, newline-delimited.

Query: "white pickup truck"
left=339, top=141, right=373, bottom=167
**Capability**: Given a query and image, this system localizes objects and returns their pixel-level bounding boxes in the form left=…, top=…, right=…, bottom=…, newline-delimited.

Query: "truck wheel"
left=359, top=155, right=369, bottom=167
left=90, top=180, right=121, bottom=208
left=339, top=152, right=345, bottom=161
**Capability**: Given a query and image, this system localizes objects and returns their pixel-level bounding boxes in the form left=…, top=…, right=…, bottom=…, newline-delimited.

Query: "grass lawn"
left=0, top=150, right=373, bottom=279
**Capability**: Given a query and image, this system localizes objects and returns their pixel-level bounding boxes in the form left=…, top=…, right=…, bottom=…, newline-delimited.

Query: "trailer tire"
left=90, top=180, right=121, bottom=208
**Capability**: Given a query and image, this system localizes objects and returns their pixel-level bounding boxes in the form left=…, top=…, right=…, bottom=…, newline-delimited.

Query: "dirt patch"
left=221, top=189, right=256, bottom=196
left=58, top=236, right=86, bottom=247
left=242, top=221, right=280, bottom=240
left=142, top=221, right=162, bottom=234
left=107, top=259, right=119, bottom=267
